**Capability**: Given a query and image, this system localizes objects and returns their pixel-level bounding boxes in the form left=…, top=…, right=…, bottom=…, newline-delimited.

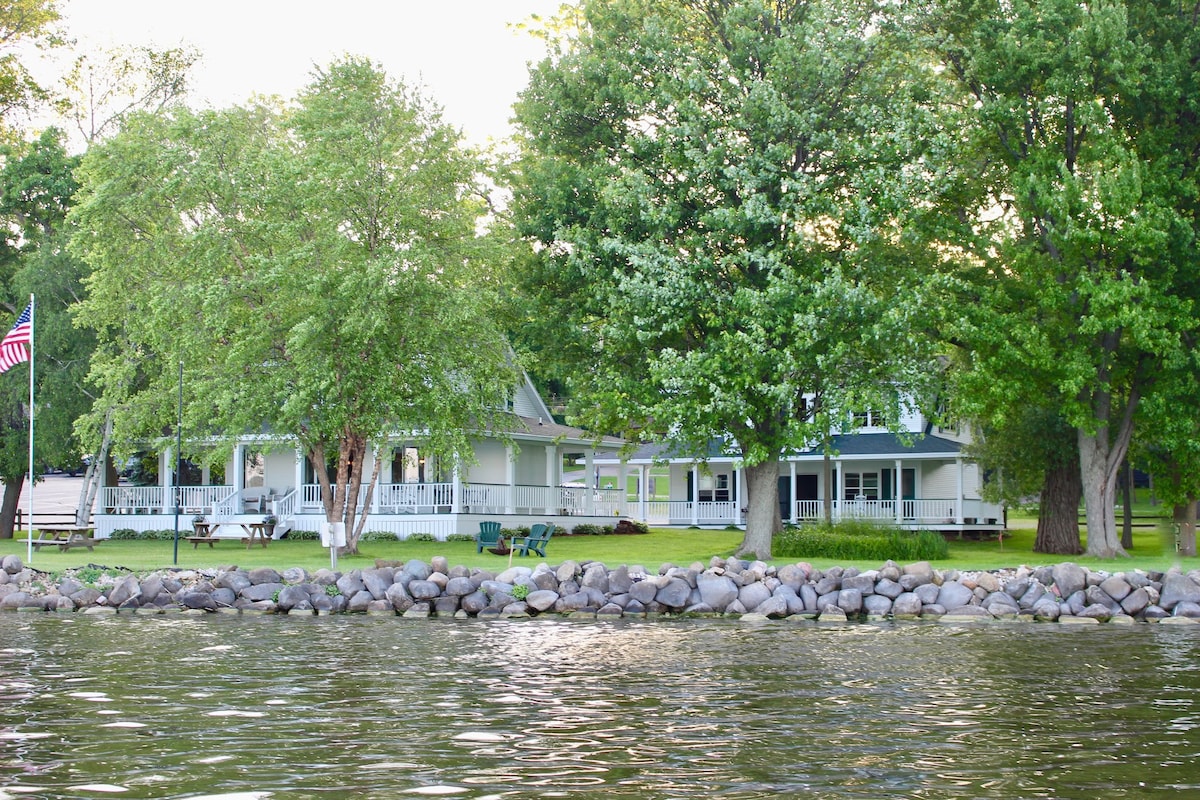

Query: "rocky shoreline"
left=2, top=553, right=1200, bottom=624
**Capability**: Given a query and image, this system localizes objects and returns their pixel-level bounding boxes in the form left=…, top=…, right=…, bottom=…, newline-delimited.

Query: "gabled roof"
left=508, top=414, right=623, bottom=448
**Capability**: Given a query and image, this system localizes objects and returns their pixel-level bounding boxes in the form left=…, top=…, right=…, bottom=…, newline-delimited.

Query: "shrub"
left=446, top=533, right=475, bottom=542
left=109, top=528, right=139, bottom=540
left=774, top=521, right=948, bottom=562
left=359, top=530, right=398, bottom=542
left=405, top=532, right=436, bottom=542
left=572, top=523, right=605, bottom=536
left=501, top=526, right=530, bottom=539
left=511, top=583, right=530, bottom=600
left=286, top=529, right=319, bottom=540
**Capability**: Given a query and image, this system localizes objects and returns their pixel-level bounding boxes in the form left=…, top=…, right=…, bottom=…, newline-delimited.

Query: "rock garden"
left=2, top=553, right=1200, bottom=624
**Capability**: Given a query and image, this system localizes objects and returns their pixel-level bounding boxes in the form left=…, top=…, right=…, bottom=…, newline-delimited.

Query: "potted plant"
left=191, top=514, right=207, bottom=534
left=263, top=513, right=278, bottom=539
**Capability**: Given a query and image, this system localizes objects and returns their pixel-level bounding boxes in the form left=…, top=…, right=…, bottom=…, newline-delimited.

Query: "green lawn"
left=2, top=522, right=1196, bottom=576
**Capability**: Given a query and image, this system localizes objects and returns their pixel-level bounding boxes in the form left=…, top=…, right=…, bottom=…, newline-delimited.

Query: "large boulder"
left=654, top=577, right=692, bottom=609
left=937, top=581, right=975, bottom=610
left=696, top=573, right=738, bottom=611
left=737, top=582, right=772, bottom=613
left=241, top=582, right=284, bottom=603
left=863, top=594, right=893, bottom=617
left=1051, top=563, right=1088, bottom=599
left=106, top=575, right=143, bottom=607
left=1159, top=571, right=1200, bottom=611
left=361, top=569, right=394, bottom=600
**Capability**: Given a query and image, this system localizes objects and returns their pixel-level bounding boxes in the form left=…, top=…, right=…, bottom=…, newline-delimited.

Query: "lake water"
left=1, top=614, right=1198, bottom=799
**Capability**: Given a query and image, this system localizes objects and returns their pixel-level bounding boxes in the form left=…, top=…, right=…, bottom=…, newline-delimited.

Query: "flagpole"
left=26, top=294, right=34, bottom=564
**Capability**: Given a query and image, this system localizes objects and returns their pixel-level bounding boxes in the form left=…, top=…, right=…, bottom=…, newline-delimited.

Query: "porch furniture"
left=476, top=520, right=503, bottom=553
left=510, top=523, right=555, bottom=558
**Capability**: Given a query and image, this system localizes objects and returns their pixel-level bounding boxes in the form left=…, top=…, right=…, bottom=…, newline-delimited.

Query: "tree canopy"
left=925, top=0, right=1200, bottom=557
left=70, top=57, right=518, bottom=551
left=510, top=0, right=947, bottom=557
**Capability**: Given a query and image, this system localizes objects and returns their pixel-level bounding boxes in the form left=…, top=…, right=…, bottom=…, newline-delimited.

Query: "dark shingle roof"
left=605, top=432, right=962, bottom=463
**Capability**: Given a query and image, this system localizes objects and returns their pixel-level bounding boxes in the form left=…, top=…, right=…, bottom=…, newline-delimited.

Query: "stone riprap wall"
left=2, top=553, right=1200, bottom=624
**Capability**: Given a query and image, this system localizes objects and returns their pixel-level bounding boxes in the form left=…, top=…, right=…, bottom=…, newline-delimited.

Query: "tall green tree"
left=0, top=128, right=87, bottom=538
left=510, top=0, right=944, bottom=557
left=71, top=57, right=518, bottom=553
left=0, top=0, right=60, bottom=140
left=925, top=0, right=1200, bottom=557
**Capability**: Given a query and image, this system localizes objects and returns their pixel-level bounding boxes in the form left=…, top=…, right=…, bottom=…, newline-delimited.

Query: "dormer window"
left=853, top=410, right=886, bottom=429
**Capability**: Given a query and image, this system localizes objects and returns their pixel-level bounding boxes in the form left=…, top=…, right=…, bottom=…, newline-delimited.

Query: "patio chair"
left=476, top=520, right=504, bottom=553
left=511, top=523, right=555, bottom=558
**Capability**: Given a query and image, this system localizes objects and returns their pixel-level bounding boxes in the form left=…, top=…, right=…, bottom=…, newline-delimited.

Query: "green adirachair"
left=511, top=523, right=555, bottom=558
left=475, top=520, right=503, bottom=553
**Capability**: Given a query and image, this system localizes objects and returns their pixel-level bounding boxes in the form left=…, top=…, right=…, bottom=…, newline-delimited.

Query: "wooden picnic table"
left=31, top=527, right=99, bottom=552
left=187, top=521, right=271, bottom=549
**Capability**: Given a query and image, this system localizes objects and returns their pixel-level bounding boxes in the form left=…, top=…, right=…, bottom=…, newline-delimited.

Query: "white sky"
left=52, top=0, right=565, bottom=145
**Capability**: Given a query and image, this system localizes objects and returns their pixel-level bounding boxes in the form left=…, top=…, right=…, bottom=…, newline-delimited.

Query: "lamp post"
left=172, top=361, right=182, bottom=565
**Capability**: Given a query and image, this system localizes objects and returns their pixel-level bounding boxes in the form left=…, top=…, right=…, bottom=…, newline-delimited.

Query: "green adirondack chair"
left=476, top=520, right=503, bottom=553
left=511, top=523, right=555, bottom=558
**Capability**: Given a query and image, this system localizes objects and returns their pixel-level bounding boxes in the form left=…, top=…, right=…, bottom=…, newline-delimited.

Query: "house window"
left=843, top=472, right=879, bottom=500
left=938, top=400, right=958, bottom=435
left=716, top=474, right=729, bottom=502
left=852, top=410, right=886, bottom=429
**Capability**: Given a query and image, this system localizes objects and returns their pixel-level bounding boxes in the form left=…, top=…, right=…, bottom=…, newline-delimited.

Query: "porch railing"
left=102, top=485, right=164, bottom=514
left=791, top=499, right=995, bottom=524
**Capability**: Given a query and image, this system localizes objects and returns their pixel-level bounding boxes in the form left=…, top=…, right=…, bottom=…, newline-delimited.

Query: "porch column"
left=617, top=461, right=629, bottom=517
left=160, top=448, right=172, bottom=513
left=691, top=463, right=700, bottom=526
left=233, top=445, right=245, bottom=502
left=788, top=461, right=797, bottom=524
left=294, top=448, right=304, bottom=510
left=639, top=464, right=648, bottom=522
left=895, top=459, right=903, bottom=525
left=833, top=457, right=841, bottom=521
left=451, top=462, right=463, bottom=514
left=955, top=457, right=965, bottom=524
left=505, top=443, right=516, bottom=514
left=735, top=466, right=744, bottom=525
left=585, top=450, right=595, bottom=516
left=545, top=445, right=556, bottom=515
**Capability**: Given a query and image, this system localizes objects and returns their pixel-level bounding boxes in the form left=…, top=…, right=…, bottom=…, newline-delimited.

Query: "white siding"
left=467, top=440, right=508, bottom=484
left=512, top=376, right=553, bottom=419
left=921, top=463, right=959, bottom=499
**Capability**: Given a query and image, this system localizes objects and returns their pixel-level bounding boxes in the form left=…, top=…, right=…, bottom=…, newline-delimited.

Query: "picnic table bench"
left=188, top=521, right=272, bottom=549
left=32, top=527, right=99, bottom=552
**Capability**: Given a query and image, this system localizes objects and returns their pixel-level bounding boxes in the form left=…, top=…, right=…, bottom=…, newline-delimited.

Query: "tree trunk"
left=351, top=446, right=384, bottom=548
left=1079, top=428, right=1127, bottom=558
left=738, top=460, right=780, bottom=560
left=1034, top=459, right=1082, bottom=554
left=1175, top=500, right=1197, bottom=558
left=0, top=475, right=23, bottom=539
left=77, top=408, right=115, bottom=528
left=339, top=434, right=367, bottom=554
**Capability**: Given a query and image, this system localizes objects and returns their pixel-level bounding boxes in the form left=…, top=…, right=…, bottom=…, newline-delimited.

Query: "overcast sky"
left=52, top=0, right=565, bottom=145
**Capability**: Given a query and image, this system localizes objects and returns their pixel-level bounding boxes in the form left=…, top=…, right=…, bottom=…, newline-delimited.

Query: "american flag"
left=0, top=303, right=32, bottom=374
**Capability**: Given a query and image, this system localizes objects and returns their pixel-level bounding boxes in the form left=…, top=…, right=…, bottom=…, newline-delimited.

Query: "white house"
left=94, top=374, right=626, bottom=539
left=599, top=404, right=1006, bottom=533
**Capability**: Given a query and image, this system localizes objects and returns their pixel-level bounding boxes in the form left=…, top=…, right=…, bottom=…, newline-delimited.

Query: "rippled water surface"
left=1, top=615, right=1198, bottom=799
